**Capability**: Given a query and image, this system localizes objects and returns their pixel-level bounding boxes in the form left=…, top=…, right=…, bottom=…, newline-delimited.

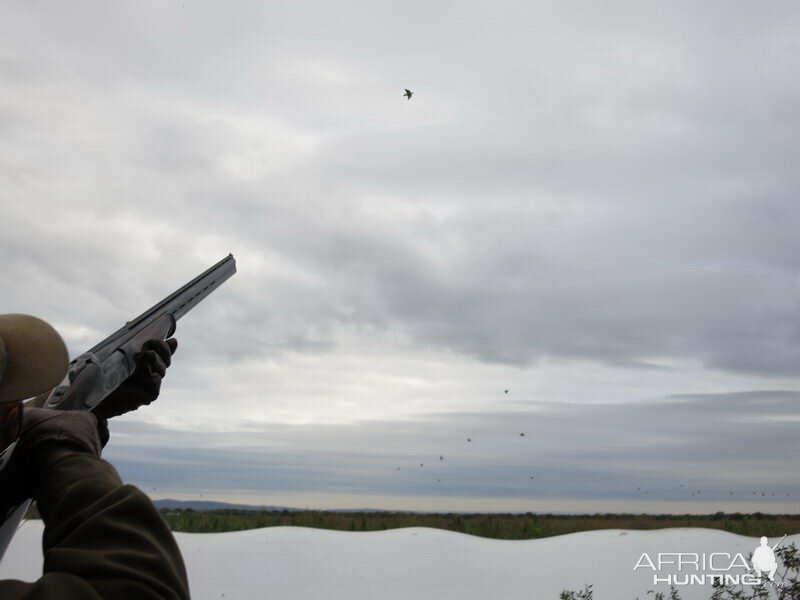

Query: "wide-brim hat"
left=0, top=314, right=68, bottom=404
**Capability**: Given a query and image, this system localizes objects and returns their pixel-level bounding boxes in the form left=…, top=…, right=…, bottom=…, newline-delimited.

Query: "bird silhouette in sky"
left=520, top=433, right=525, bottom=437
left=404, top=88, right=413, bottom=100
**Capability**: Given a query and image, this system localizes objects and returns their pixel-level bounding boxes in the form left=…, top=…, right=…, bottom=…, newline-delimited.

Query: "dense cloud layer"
left=106, top=390, right=800, bottom=510
left=1, top=1, right=798, bottom=508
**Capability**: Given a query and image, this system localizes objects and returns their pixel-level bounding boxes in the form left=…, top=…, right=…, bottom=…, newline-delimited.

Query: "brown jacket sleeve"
left=0, top=452, right=190, bottom=599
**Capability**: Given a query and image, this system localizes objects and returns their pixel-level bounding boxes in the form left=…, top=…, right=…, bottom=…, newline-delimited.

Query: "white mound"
left=1, top=521, right=794, bottom=600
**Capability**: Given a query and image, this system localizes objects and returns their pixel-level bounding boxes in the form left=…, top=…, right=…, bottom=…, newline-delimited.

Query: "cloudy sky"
left=2, top=1, right=799, bottom=512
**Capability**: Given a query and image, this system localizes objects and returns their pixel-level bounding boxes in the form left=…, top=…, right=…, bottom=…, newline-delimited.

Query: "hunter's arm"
left=0, top=447, right=190, bottom=600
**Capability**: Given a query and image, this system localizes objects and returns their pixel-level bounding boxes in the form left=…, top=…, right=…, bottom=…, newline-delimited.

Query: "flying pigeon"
left=404, top=88, right=413, bottom=100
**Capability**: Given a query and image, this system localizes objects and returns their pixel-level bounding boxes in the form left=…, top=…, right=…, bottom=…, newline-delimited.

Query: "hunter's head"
left=0, top=315, right=68, bottom=470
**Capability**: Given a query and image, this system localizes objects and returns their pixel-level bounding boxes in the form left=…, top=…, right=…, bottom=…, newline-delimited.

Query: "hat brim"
left=0, top=314, right=68, bottom=403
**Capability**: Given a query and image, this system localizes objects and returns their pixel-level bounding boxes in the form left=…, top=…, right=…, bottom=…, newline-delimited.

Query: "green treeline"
left=158, top=510, right=800, bottom=539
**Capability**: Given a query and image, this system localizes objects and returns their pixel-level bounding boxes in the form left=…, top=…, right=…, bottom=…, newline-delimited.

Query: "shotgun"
left=0, top=254, right=237, bottom=561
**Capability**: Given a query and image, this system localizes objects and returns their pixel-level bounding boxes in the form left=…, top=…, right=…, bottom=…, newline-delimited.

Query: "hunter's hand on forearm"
left=94, top=338, right=178, bottom=419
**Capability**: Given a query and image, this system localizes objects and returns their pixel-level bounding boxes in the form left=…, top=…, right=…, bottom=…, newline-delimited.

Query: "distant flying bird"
left=520, top=433, right=525, bottom=437
left=504, top=390, right=509, bottom=394
left=420, top=463, right=424, bottom=467
left=530, top=476, right=535, bottom=480
left=440, top=455, right=444, bottom=461
left=467, top=438, right=472, bottom=442
left=404, top=88, right=413, bottom=100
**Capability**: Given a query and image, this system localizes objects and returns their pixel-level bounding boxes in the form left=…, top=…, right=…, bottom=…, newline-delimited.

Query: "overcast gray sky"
left=2, top=1, right=799, bottom=513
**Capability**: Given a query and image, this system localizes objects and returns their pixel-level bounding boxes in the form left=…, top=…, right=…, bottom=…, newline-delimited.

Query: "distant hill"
left=153, top=499, right=300, bottom=512
left=152, top=499, right=399, bottom=513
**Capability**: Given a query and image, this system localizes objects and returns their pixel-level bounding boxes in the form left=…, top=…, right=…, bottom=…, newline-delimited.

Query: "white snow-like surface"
left=1, top=521, right=795, bottom=600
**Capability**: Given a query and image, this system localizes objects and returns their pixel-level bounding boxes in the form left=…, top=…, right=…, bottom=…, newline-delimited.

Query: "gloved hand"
left=1, top=407, right=108, bottom=504
left=95, top=338, right=178, bottom=419
left=19, top=407, right=108, bottom=458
